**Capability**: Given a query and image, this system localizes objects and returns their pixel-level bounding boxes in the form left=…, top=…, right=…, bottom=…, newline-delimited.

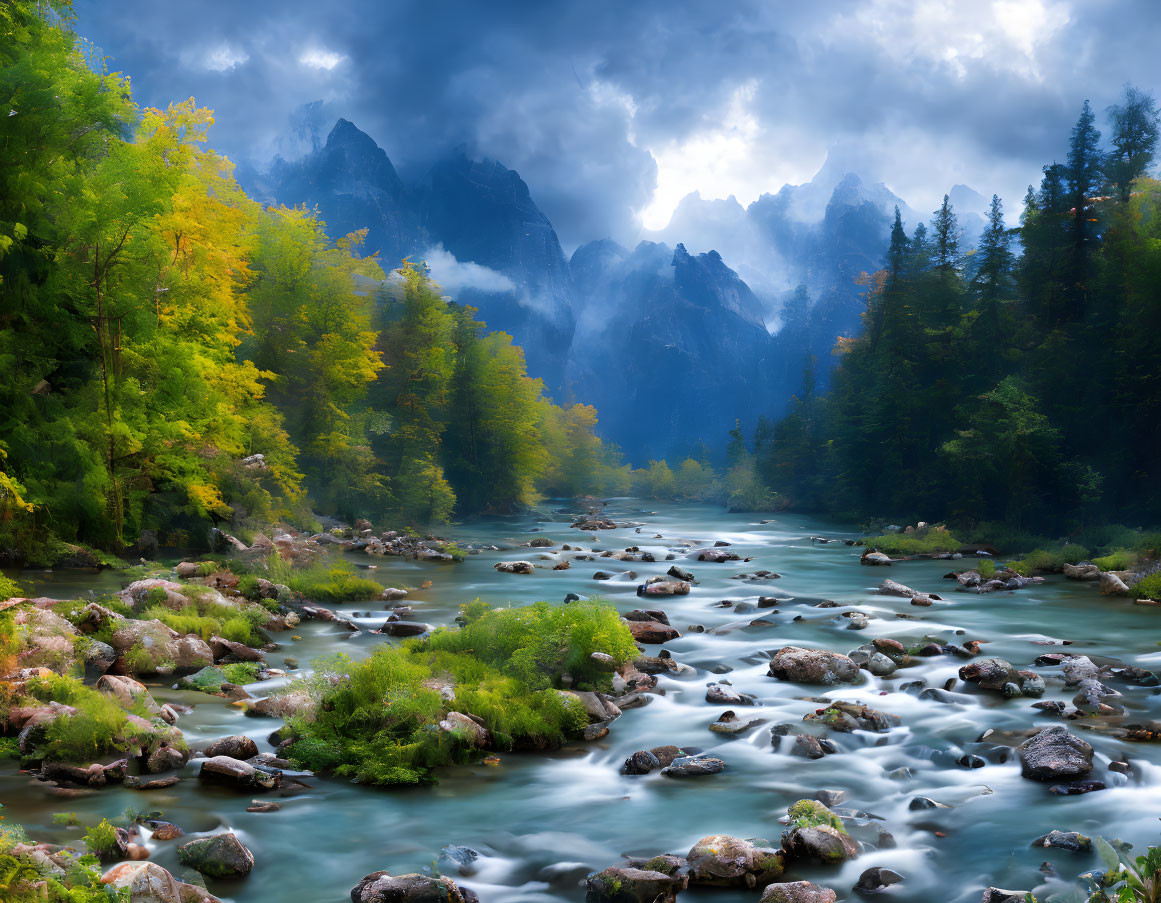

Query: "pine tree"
left=1106, top=85, right=1160, bottom=203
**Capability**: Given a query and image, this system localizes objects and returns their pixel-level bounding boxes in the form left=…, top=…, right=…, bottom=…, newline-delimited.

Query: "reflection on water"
left=3, top=500, right=1158, bottom=903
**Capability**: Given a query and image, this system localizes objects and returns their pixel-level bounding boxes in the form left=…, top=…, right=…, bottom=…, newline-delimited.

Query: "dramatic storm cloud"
left=75, top=0, right=1161, bottom=248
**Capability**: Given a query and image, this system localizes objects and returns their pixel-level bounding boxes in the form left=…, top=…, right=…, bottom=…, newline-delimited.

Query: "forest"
left=0, top=1, right=646, bottom=562
left=753, top=87, right=1161, bottom=538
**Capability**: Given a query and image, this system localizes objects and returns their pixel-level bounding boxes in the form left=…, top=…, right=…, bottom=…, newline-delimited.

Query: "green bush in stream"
left=81, top=819, right=118, bottom=860
left=1084, top=837, right=1161, bottom=902
left=20, top=674, right=156, bottom=764
left=1132, top=573, right=1161, bottom=602
left=788, top=799, right=847, bottom=833
left=284, top=600, right=634, bottom=785
left=977, top=559, right=996, bottom=580
left=140, top=589, right=270, bottom=647
left=1007, top=543, right=1090, bottom=575
left=863, top=527, right=961, bottom=556
left=264, top=555, right=383, bottom=602
left=1092, top=549, right=1138, bottom=572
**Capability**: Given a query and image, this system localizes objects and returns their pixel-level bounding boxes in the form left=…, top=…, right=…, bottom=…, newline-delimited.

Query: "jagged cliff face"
left=567, top=241, right=777, bottom=461
left=255, top=121, right=576, bottom=389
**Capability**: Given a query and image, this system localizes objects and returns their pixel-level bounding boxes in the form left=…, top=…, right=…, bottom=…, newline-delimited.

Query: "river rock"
left=101, top=861, right=223, bottom=903
left=1100, top=572, right=1129, bottom=595
left=860, top=551, right=892, bottom=566
left=351, top=872, right=478, bottom=903
left=198, top=755, right=279, bottom=790
left=1032, top=830, right=1091, bottom=852
left=637, top=581, right=690, bottom=597
left=803, top=701, right=900, bottom=733
left=586, top=866, right=684, bottom=903
left=96, top=674, right=170, bottom=721
left=854, top=867, right=904, bottom=893
left=1062, top=562, right=1100, bottom=581
left=439, top=712, right=489, bottom=746
left=1062, top=655, right=1100, bottom=685
left=760, top=882, right=837, bottom=903
left=667, top=565, right=695, bottom=582
left=121, top=579, right=189, bottom=609
left=706, top=682, right=754, bottom=705
left=781, top=826, right=858, bottom=864
left=686, top=835, right=785, bottom=887
left=661, top=754, right=725, bottom=777
left=209, top=636, right=264, bottom=663
left=623, top=749, right=661, bottom=774
left=245, top=690, right=317, bottom=720
left=768, top=647, right=859, bottom=685
left=1018, top=726, right=1094, bottom=781
left=981, top=890, right=1034, bottom=903
left=710, top=711, right=766, bottom=734
left=203, top=735, right=258, bottom=760
left=626, top=619, right=680, bottom=643
left=494, top=561, right=534, bottom=574
left=698, top=548, right=737, bottom=562
left=958, top=658, right=1022, bottom=692
left=176, top=833, right=254, bottom=878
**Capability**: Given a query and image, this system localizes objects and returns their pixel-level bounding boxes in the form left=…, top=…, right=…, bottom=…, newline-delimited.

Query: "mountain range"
left=245, top=118, right=977, bottom=462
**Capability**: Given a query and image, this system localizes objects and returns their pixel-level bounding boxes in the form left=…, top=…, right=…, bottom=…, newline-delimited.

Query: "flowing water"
left=3, top=500, right=1159, bottom=902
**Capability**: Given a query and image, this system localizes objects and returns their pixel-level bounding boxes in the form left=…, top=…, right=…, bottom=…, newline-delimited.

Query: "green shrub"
left=262, top=552, right=380, bottom=603
left=220, top=662, right=262, bottom=685
left=0, top=575, right=22, bottom=602
left=140, top=592, right=270, bottom=647
left=22, top=673, right=153, bottom=763
left=977, top=559, right=996, bottom=580
left=1008, top=543, right=1090, bottom=575
left=286, top=600, right=635, bottom=785
left=52, top=813, right=79, bottom=827
left=864, top=527, right=960, bottom=556
left=236, top=574, right=262, bottom=600
left=265, top=556, right=383, bottom=603
left=81, top=819, right=118, bottom=860
left=1133, top=574, right=1161, bottom=602
left=0, top=737, right=20, bottom=759
left=1093, top=549, right=1137, bottom=572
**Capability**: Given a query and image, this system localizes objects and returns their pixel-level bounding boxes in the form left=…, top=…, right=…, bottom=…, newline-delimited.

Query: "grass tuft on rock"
left=787, top=799, right=847, bottom=833
left=284, top=600, right=636, bottom=785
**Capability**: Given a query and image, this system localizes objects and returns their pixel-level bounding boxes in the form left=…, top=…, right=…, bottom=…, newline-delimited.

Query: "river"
left=3, top=499, right=1157, bottom=903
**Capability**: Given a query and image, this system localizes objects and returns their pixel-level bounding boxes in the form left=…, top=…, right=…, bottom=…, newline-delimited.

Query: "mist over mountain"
left=250, top=116, right=985, bottom=462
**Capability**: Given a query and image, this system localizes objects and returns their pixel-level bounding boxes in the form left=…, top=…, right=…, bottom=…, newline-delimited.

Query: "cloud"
left=299, top=47, right=345, bottom=71
left=422, top=245, right=517, bottom=295
left=72, top=0, right=1161, bottom=250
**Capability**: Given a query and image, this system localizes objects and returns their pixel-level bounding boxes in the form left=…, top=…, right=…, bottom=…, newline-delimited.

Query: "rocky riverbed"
left=3, top=500, right=1160, bottom=903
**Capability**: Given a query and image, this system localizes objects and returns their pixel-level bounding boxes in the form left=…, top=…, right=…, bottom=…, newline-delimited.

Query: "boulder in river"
left=1032, top=830, right=1091, bottom=852
left=780, top=800, right=858, bottom=865
left=760, top=882, right=837, bottom=903
left=198, top=755, right=280, bottom=791
left=803, top=701, right=900, bottom=733
left=625, top=619, right=680, bottom=643
left=176, top=832, right=254, bottom=878
left=1101, top=572, right=1129, bottom=595
left=101, top=861, right=223, bottom=903
left=661, top=755, right=725, bottom=777
left=1018, top=726, right=1094, bottom=781
left=494, top=561, right=534, bottom=574
left=768, top=647, right=859, bottom=685
left=1063, top=562, right=1101, bottom=580
left=853, top=867, right=904, bottom=893
left=203, top=735, right=258, bottom=760
left=586, top=866, right=685, bottom=903
left=351, top=872, right=479, bottom=903
left=981, top=890, right=1035, bottom=903
left=706, top=682, right=754, bottom=705
left=860, top=551, right=892, bottom=566
left=686, top=835, right=785, bottom=887
left=637, top=581, right=690, bottom=597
